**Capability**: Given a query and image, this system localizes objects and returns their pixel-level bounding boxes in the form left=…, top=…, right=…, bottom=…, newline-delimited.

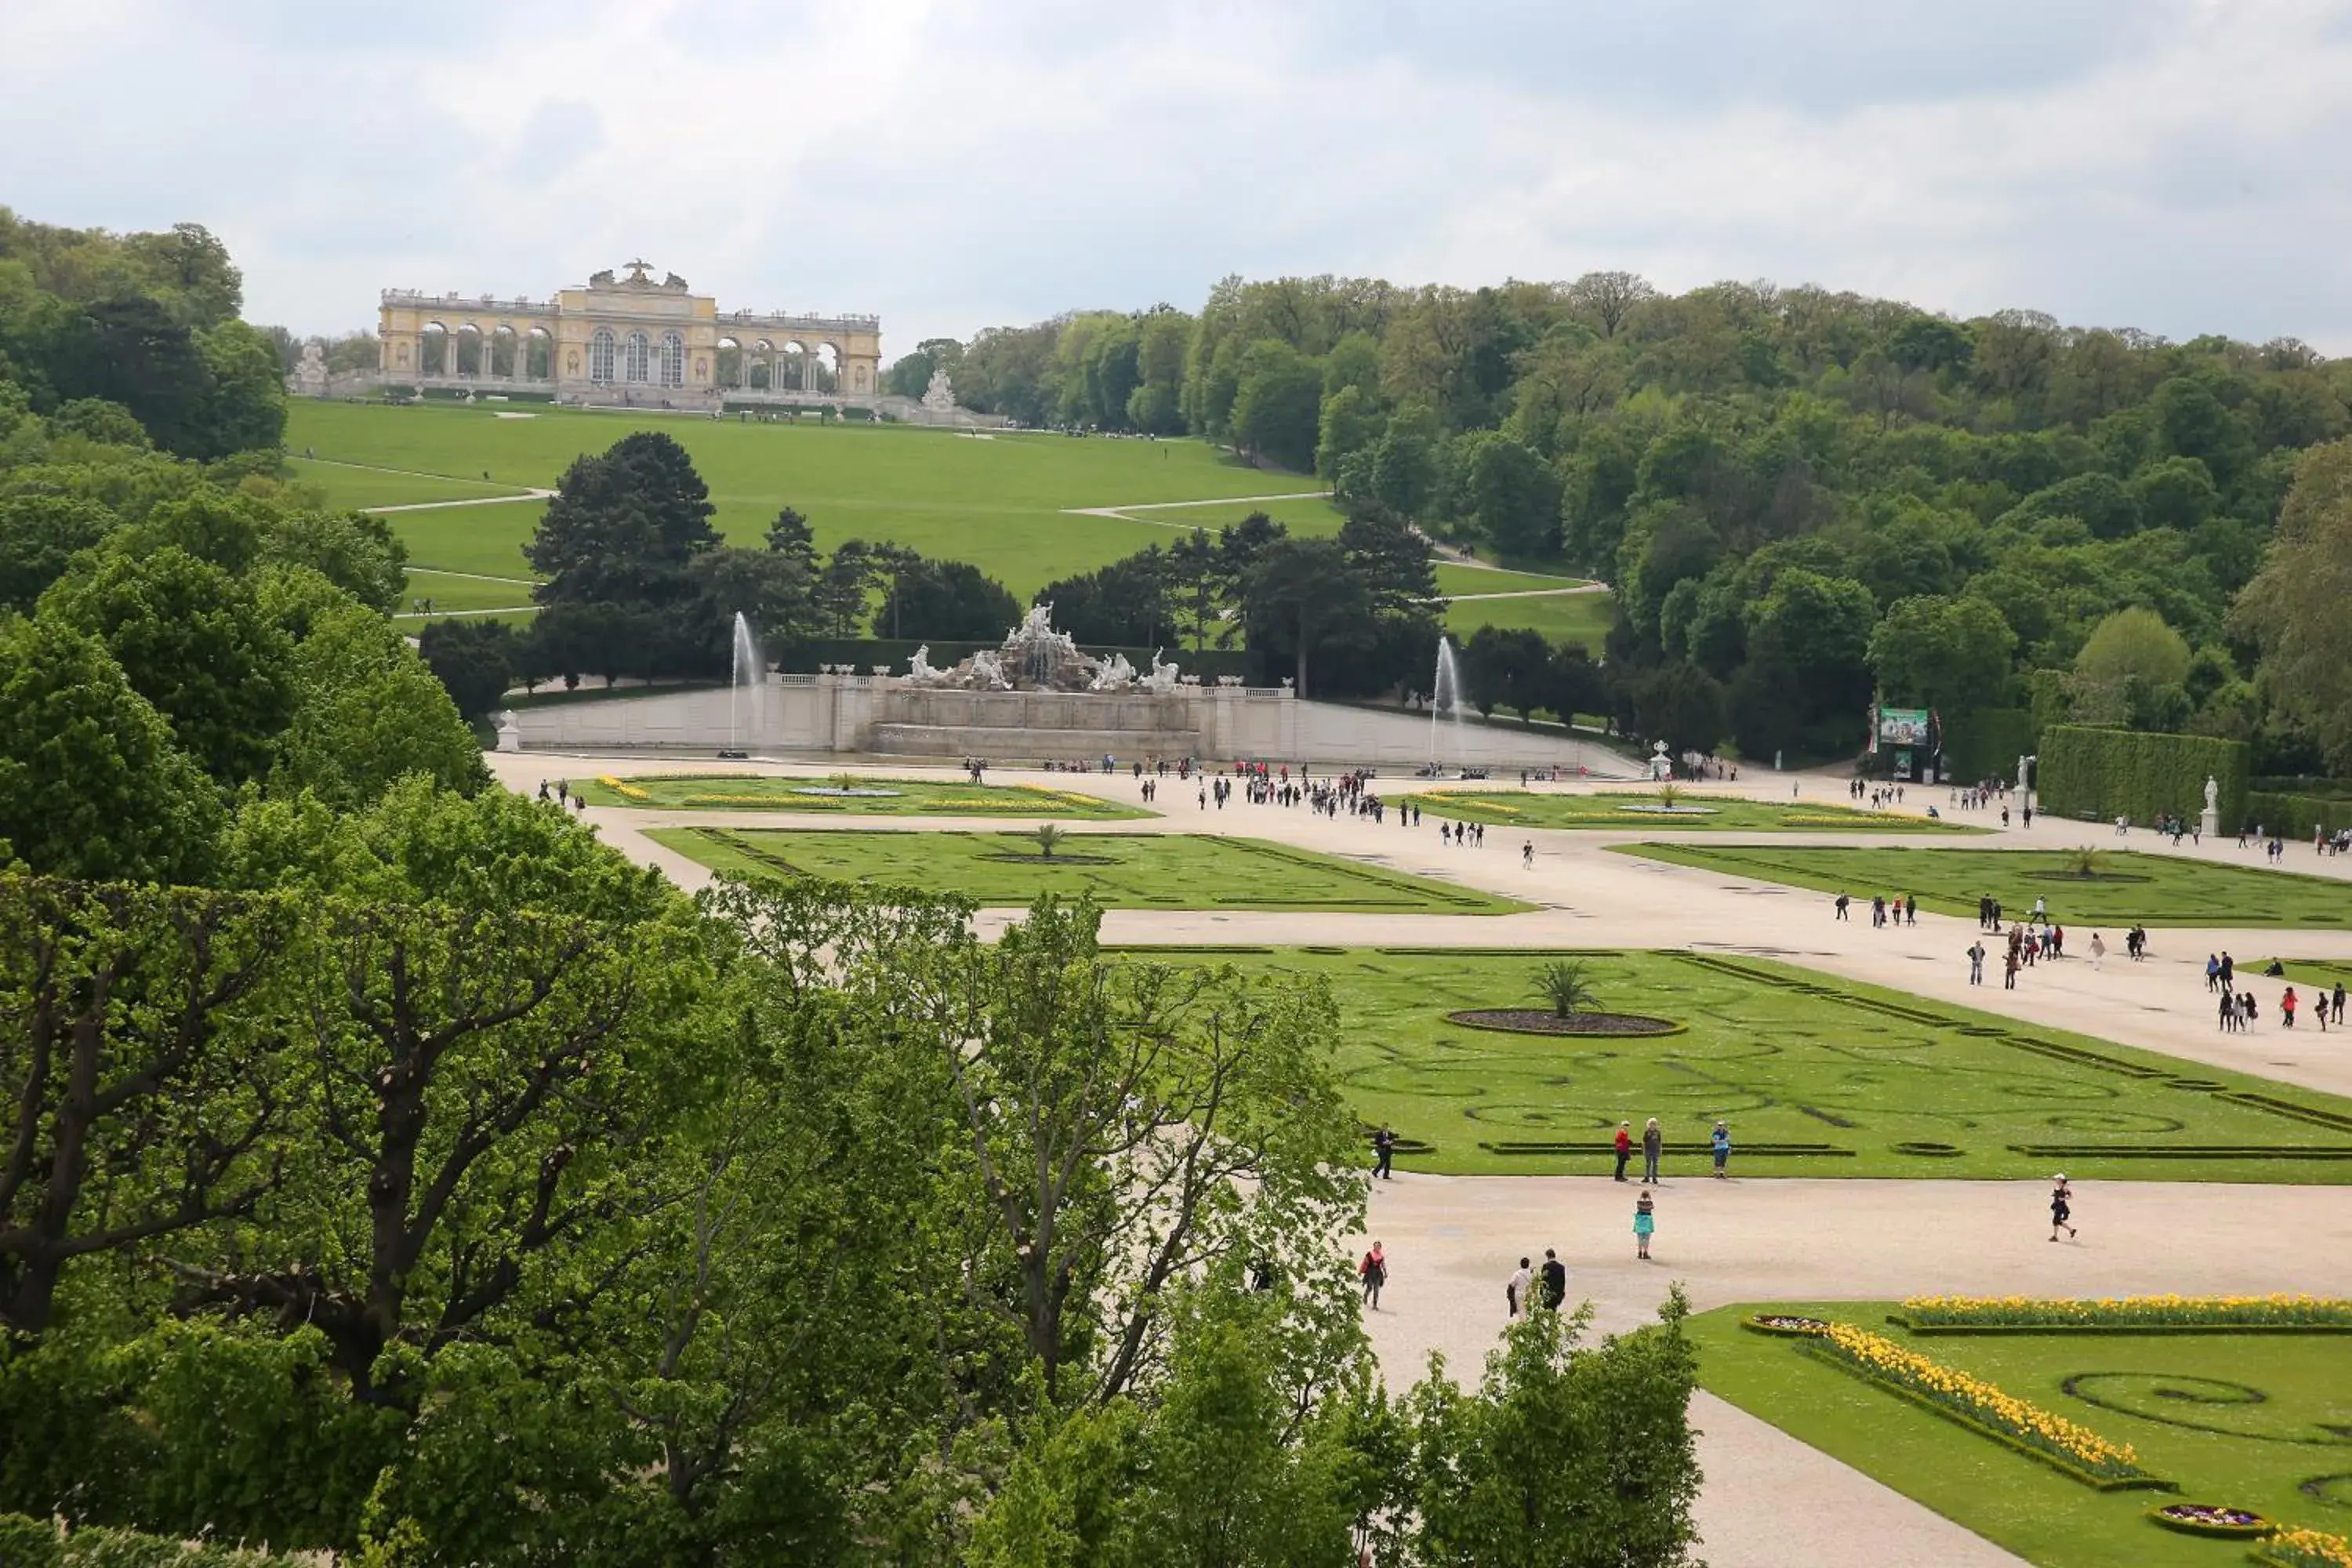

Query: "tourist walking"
left=1835, top=893, right=1851, bottom=921
left=1710, top=1120, right=1730, bottom=1178
left=2334, top=981, right=2347, bottom=1025
left=1507, top=1256, right=1531, bottom=1318
left=2206, top=953, right=2221, bottom=992
left=1641, top=1117, right=1664, bottom=1183
left=1613, top=1122, right=1633, bottom=1181
left=2283, top=986, right=2299, bottom=1028
left=2049, top=1175, right=2076, bottom=1241
left=1966, top=941, right=1986, bottom=985
left=2089, top=932, right=2106, bottom=970
left=1634, top=1192, right=1657, bottom=1260
left=1540, top=1248, right=1566, bottom=1310
left=1359, top=1242, right=1387, bottom=1308
left=1372, top=1123, right=1396, bottom=1180
left=1523, top=840, right=1534, bottom=869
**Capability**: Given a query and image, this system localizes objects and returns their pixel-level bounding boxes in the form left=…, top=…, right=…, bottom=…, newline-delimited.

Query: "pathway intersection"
left=489, top=751, right=2352, bottom=1567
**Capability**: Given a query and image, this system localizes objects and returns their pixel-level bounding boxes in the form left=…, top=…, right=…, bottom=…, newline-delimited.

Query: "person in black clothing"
left=2049, top=1174, right=2077, bottom=1241
left=1372, top=1124, right=1396, bottom=1180
left=1540, top=1248, right=1566, bottom=1311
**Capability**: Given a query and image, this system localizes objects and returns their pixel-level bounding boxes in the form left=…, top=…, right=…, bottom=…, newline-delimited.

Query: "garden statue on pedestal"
left=1650, top=741, right=1672, bottom=782
left=496, top=711, right=522, bottom=753
left=922, top=367, right=957, bottom=413
left=2201, top=774, right=2221, bottom=840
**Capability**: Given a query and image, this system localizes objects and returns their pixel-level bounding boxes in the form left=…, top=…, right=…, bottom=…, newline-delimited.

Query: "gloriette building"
left=372, top=260, right=882, bottom=411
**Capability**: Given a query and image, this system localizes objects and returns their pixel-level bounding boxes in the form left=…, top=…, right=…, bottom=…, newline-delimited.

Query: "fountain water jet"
left=1430, top=635, right=1467, bottom=773
left=729, top=612, right=764, bottom=751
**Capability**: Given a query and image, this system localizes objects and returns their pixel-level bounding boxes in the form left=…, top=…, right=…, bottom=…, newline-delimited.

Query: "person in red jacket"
left=1613, top=1122, right=1633, bottom=1181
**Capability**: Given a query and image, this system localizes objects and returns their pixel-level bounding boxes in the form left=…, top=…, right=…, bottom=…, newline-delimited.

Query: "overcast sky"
left=5, top=0, right=2351, bottom=354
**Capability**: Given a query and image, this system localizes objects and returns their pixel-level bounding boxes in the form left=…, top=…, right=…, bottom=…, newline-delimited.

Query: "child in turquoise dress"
left=1634, top=1192, right=1656, bottom=1259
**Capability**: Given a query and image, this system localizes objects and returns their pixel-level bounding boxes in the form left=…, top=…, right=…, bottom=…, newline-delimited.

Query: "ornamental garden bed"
left=2147, top=1502, right=2274, bottom=1537
left=1894, top=1295, right=2352, bottom=1333
left=1443, top=1008, right=1682, bottom=1036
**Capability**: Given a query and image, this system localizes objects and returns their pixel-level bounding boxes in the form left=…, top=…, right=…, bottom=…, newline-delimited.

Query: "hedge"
left=2037, top=726, right=2247, bottom=829
left=1944, top=706, right=2036, bottom=784
left=2246, top=791, right=2352, bottom=839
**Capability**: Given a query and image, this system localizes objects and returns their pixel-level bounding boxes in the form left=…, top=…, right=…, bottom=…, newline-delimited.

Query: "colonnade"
left=416, top=324, right=552, bottom=381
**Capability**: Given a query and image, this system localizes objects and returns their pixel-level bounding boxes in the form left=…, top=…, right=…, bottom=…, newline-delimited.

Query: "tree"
left=1632, top=663, right=1726, bottom=757
left=0, top=493, right=112, bottom=612
left=39, top=545, right=296, bottom=785
left=895, top=897, right=1360, bottom=1406
left=1409, top=1293, right=1701, bottom=1567
left=1316, top=384, right=1385, bottom=481
left=0, top=616, right=220, bottom=884
left=1243, top=537, right=1371, bottom=696
left=763, top=504, right=817, bottom=569
left=0, top=878, right=296, bottom=1333
left=2234, top=437, right=2352, bottom=769
left=417, top=617, right=519, bottom=723
left=1543, top=642, right=1604, bottom=727
left=1468, top=436, right=1561, bottom=556
left=1462, top=626, right=1551, bottom=721
left=691, top=543, right=818, bottom=652
left=2074, top=604, right=2191, bottom=688
left=1867, top=593, right=2016, bottom=717
left=875, top=556, right=1022, bottom=641
left=526, top=432, right=718, bottom=607
left=1227, top=339, right=1323, bottom=471
left=1745, top=569, right=1877, bottom=722
left=1565, top=270, right=1656, bottom=339
left=272, top=603, right=488, bottom=808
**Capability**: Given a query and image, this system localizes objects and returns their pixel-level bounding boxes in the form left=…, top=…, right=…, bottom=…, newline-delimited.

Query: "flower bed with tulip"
left=1807, top=1323, right=2168, bottom=1490
left=2147, top=1501, right=2272, bottom=1538
left=1896, top=1294, right=2352, bottom=1333
left=2258, top=1527, right=2352, bottom=1567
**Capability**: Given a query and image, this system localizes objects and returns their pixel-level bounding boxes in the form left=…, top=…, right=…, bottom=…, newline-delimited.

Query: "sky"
left=5, top=0, right=2352, bottom=355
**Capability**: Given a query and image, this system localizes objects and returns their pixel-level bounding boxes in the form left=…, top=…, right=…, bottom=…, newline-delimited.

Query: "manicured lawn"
left=287, top=402, right=1330, bottom=600
left=1406, top=788, right=1979, bottom=833
left=1691, top=1301, right=2352, bottom=1568
left=1429, top=563, right=1588, bottom=597
left=1116, top=948, right=2352, bottom=1180
left=648, top=828, right=1530, bottom=914
left=1620, top=844, right=2352, bottom=927
left=579, top=772, right=1147, bottom=818
left=1441, top=587, right=1614, bottom=645
left=400, top=568, right=537, bottom=614
left=288, top=456, right=528, bottom=509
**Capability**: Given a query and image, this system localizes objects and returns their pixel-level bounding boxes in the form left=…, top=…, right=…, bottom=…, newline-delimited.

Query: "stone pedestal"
left=496, top=712, right=522, bottom=753
left=2201, top=804, right=2220, bottom=840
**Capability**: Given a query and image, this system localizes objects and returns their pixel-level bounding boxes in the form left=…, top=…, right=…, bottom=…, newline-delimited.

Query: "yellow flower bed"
left=2266, top=1526, right=2352, bottom=1567
left=1901, top=1294, right=2352, bottom=1330
left=1816, top=1323, right=2152, bottom=1483
left=597, top=775, right=652, bottom=801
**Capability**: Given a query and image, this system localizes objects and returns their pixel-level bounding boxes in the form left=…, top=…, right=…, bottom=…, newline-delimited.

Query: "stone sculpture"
left=1089, top=653, right=1137, bottom=691
left=889, top=604, right=1181, bottom=693
left=1145, top=649, right=1180, bottom=695
left=921, top=366, right=957, bottom=412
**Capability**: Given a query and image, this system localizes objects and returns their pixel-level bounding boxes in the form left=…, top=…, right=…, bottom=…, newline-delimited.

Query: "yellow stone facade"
left=376, top=260, right=880, bottom=409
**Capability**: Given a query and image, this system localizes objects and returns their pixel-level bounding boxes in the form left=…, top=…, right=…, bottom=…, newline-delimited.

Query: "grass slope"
left=578, top=773, right=1146, bottom=818
left=648, top=828, right=1531, bottom=914
left=1113, top=947, right=2352, bottom=1180
left=1691, top=1302, right=2352, bottom=1568
left=289, top=403, right=1616, bottom=635
left=1406, top=789, right=1980, bottom=833
left=1621, top=844, right=2352, bottom=927
left=1440, top=588, right=1614, bottom=645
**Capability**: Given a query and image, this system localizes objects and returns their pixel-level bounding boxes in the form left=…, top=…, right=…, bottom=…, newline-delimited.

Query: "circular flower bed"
left=793, top=786, right=904, bottom=798
left=1742, top=1313, right=1832, bottom=1337
left=2148, top=1502, right=2273, bottom=1538
left=1445, top=1009, right=1681, bottom=1036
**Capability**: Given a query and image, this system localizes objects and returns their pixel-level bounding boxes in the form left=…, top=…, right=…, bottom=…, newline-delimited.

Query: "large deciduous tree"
left=2234, top=437, right=2352, bottom=770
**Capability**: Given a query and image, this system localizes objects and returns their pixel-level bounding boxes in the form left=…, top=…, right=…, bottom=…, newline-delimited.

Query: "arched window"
left=625, top=331, right=652, bottom=383
left=659, top=331, right=685, bottom=387
left=589, top=328, right=617, bottom=383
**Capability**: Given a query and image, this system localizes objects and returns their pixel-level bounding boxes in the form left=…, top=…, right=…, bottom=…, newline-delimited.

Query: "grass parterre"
left=1099, top=947, right=2352, bottom=1180
left=1620, top=842, right=2352, bottom=927
left=654, top=828, right=1534, bottom=914
left=577, top=772, right=1149, bottom=818
left=1405, top=788, right=1980, bottom=833
left=1694, top=1302, right=2352, bottom=1568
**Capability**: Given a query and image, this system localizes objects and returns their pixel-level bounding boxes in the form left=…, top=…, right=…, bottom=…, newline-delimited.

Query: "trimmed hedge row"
left=1945, top=706, right=2037, bottom=784
left=2038, top=726, right=2248, bottom=829
left=2247, top=791, right=2352, bottom=839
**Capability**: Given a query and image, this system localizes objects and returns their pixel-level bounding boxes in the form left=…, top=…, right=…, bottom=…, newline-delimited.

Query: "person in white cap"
left=2049, top=1174, right=2076, bottom=1241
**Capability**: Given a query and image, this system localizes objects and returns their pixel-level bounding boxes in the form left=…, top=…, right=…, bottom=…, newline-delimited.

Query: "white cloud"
left=2, top=0, right=2348, bottom=351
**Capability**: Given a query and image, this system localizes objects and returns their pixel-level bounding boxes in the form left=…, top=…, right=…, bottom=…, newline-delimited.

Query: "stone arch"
left=524, top=325, right=552, bottom=379
left=659, top=330, right=685, bottom=388
left=779, top=339, right=808, bottom=390
left=717, top=335, right=744, bottom=388
left=589, top=326, right=618, bottom=383
left=624, top=329, right=652, bottom=383
left=454, top=321, right=484, bottom=376
left=491, top=324, right=521, bottom=378
left=420, top=321, right=449, bottom=376
left=812, top=342, right=840, bottom=393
